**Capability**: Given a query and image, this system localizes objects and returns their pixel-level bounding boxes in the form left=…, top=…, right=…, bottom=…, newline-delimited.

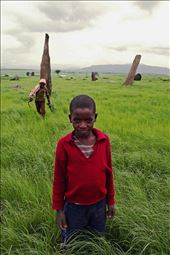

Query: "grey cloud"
left=106, top=44, right=170, bottom=56
left=4, top=2, right=109, bottom=55
left=36, top=2, right=107, bottom=24
left=144, top=46, right=170, bottom=56
left=8, top=18, right=90, bottom=33
left=2, top=49, right=40, bottom=69
left=3, top=1, right=109, bottom=66
left=133, top=1, right=160, bottom=13
left=6, top=34, right=36, bottom=54
left=107, top=46, right=128, bottom=52
left=7, top=2, right=108, bottom=34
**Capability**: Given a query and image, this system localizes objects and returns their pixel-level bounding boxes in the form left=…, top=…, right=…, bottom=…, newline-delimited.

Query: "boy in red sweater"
left=52, top=95, right=115, bottom=243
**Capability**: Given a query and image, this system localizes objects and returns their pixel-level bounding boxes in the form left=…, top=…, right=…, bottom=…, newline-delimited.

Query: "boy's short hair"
left=70, top=95, right=96, bottom=113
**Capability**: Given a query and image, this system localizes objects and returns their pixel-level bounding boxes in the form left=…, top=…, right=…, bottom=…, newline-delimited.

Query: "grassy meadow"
left=1, top=73, right=170, bottom=255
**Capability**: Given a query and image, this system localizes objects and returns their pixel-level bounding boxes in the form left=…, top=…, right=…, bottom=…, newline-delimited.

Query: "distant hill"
left=1, top=64, right=170, bottom=76
left=1, top=69, right=40, bottom=77
left=77, top=64, right=170, bottom=76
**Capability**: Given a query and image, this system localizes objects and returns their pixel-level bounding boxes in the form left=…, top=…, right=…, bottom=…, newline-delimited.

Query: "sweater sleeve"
left=52, top=139, right=67, bottom=210
left=29, top=84, right=40, bottom=97
left=106, top=136, right=115, bottom=206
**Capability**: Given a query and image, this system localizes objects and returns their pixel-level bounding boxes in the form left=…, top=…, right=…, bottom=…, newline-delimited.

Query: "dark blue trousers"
left=62, top=198, right=106, bottom=243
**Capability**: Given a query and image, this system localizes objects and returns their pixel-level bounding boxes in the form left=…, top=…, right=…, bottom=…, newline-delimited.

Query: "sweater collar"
left=65, top=128, right=107, bottom=143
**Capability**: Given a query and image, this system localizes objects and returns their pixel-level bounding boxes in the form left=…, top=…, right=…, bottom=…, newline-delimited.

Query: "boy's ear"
left=68, top=114, right=72, bottom=122
left=95, top=113, right=98, bottom=120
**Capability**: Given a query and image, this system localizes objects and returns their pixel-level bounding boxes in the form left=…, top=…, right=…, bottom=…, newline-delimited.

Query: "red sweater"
left=52, top=128, right=115, bottom=210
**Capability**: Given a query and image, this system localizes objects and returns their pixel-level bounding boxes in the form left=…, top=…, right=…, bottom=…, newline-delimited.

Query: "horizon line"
left=1, top=63, right=170, bottom=70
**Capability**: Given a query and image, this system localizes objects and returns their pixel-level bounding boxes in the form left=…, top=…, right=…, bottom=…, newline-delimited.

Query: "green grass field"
left=1, top=74, right=170, bottom=255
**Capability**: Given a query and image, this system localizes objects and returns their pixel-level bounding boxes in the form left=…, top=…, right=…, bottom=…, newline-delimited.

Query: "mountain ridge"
left=76, top=64, right=170, bottom=75
left=1, top=64, right=170, bottom=76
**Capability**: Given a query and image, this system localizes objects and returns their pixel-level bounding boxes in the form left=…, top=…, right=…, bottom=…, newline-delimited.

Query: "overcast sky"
left=1, top=1, right=170, bottom=69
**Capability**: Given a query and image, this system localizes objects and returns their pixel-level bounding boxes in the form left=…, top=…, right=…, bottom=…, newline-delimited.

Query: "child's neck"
left=74, top=130, right=96, bottom=145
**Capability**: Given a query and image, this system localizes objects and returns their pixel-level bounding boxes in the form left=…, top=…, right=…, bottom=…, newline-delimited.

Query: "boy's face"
left=40, top=82, right=45, bottom=88
left=69, top=108, right=97, bottom=137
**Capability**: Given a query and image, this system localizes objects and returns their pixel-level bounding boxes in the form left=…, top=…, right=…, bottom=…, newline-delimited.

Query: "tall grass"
left=1, top=74, right=170, bottom=254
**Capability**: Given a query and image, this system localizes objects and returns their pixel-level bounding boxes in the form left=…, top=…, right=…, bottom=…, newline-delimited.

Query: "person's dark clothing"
left=62, top=198, right=106, bottom=243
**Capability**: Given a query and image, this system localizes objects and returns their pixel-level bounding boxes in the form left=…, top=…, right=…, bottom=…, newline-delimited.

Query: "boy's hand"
left=107, top=205, right=115, bottom=219
left=28, top=96, right=33, bottom=102
left=56, top=210, right=68, bottom=230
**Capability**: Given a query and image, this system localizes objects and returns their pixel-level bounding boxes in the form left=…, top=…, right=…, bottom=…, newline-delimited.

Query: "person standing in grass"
left=52, top=95, right=115, bottom=244
left=28, top=78, right=49, bottom=117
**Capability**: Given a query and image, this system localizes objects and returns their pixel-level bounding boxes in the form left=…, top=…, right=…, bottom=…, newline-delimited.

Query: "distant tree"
left=26, top=72, right=30, bottom=76
left=55, top=70, right=61, bottom=75
left=31, top=72, right=35, bottom=76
